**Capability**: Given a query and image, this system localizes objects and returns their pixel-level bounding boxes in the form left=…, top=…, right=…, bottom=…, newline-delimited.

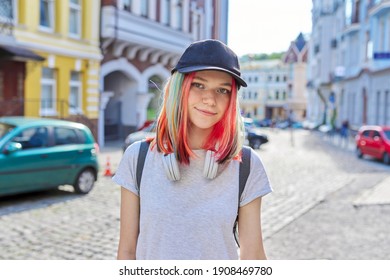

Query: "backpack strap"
left=136, top=140, right=150, bottom=190
left=233, top=145, right=251, bottom=247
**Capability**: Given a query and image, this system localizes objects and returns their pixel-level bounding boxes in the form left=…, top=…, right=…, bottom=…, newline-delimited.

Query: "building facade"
left=100, top=0, right=228, bottom=145
left=308, top=0, right=390, bottom=130
left=0, top=0, right=45, bottom=116
left=239, top=34, right=308, bottom=123
left=283, top=33, right=309, bottom=121
left=240, top=60, right=289, bottom=121
left=1, top=0, right=102, bottom=139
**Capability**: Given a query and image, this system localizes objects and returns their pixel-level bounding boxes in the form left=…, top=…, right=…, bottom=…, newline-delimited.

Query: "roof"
left=0, top=117, right=85, bottom=128
left=295, top=33, right=307, bottom=52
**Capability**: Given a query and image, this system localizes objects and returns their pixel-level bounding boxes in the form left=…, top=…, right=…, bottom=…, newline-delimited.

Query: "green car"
left=0, top=117, right=99, bottom=197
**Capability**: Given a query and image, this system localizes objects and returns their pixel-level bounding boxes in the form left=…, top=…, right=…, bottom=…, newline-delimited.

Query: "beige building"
left=239, top=33, right=308, bottom=123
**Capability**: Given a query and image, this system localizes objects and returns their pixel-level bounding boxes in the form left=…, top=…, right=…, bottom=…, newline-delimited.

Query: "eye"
left=217, top=88, right=231, bottom=95
left=191, top=82, right=205, bottom=89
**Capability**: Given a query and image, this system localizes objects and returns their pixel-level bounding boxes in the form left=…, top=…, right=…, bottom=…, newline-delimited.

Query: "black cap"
left=172, top=39, right=247, bottom=87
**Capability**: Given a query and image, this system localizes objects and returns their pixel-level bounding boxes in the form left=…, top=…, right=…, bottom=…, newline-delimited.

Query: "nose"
left=201, top=90, right=216, bottom=106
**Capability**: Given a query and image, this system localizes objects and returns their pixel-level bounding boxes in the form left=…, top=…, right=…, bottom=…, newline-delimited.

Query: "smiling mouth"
left=195, top=107, right=217, bottom=116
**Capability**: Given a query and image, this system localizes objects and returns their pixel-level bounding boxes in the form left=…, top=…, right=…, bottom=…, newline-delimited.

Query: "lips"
left=195, top=107, right=217, bottom=116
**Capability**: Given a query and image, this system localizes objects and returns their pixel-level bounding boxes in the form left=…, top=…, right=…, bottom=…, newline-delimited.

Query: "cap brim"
left=174, top=65, right=247, bottom=87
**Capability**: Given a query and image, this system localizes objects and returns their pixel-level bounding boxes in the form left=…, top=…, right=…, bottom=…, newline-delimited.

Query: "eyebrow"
left=193, top=76, right=232, bottom=87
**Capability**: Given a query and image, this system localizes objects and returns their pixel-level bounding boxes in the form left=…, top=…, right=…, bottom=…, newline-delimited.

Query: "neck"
left=187, top=125, right=212, bottom=150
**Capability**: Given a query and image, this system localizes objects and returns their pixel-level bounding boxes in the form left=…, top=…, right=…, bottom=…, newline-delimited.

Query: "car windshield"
left=0, top=123, right=15, bottom=140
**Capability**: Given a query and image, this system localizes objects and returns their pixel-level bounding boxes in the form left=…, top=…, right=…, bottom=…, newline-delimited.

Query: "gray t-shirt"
left=112, top=141, right=272, bottom=260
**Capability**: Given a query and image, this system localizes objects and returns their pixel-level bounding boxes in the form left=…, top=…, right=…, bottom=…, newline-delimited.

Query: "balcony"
left=101, top=6, right=192, bottom=66
left=369, top=0, right=390, bottom=17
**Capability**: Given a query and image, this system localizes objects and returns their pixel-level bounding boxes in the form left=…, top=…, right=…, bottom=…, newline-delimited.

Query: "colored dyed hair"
left=155, top=71, right=244, bottom=165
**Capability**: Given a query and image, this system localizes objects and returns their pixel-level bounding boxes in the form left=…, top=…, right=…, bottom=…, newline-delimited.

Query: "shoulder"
left=123, top=140, right=143, bottom=158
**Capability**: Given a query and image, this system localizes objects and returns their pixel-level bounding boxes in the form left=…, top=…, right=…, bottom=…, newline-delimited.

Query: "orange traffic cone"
left=103, top=156, right=113, bottom=177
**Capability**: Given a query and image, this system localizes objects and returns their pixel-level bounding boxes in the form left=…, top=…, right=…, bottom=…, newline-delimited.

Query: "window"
left=122, top=0, right=132, bottom=11
left=0, top=0, right=13, bottom=20
left=69, top=71, right=82, bottom=114
left=176, top=0, right=183, bottom=29
left=40, top=68, right=57, bottom=115
left=12, top=127, right=49, bottom=149
left=69, top=0, right=81, bottom=37
left=141, top=0, right=148, bottom=17
left=163, top=0, right=171, bottom=25
left=54, top=127, right=84, bottom=145
left=40, top=0, right=54, bottom=31
left=345, top=0, right=353, bottom=25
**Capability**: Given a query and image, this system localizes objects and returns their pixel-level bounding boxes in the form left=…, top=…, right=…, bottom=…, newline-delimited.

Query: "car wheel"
left=251, top=139, right=262, bottom=149
left=356, top=147, right=363, bottom=158
left=383, top=152, right=390, bottom=165
left=74, top=168, right=96, bottom=194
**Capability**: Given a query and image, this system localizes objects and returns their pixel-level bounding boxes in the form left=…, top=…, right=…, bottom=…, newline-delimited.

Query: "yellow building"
left=13, top=0, right=102, bottom=136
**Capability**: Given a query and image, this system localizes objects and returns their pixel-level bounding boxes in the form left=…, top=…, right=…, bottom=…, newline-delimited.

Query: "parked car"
left=123, top=121, right=156, bottom=152
left=245, top=127, right=269, bottom=149
left=123, top=118, right=269, bottom=151
left=0, top=117, right=99, bottom=197
left=355, top=125, right=390, bottom=165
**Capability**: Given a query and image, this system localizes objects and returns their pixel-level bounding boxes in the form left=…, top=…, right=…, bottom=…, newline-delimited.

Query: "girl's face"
left=187, top=70, right=232, bottom=134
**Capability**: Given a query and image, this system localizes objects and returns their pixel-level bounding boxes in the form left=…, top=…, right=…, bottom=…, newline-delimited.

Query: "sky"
left=228, top=0, right=313, bottom=56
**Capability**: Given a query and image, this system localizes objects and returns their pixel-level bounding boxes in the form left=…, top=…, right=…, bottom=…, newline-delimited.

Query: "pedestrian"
left=113, top=39, right=272, bottom=260
left=339, top=119, right=349, bottom=148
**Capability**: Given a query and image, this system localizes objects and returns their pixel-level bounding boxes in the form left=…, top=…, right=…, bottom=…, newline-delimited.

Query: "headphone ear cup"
left=162, top=153, right=181, bottom=181
left=203, top=150, right=218, bottom=179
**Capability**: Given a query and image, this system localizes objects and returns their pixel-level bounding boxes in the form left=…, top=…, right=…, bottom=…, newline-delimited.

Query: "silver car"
left=122, top=122, right=156, bottom=152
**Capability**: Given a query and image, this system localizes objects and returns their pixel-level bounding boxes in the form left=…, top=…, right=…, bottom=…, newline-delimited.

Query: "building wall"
left=308, top=0, right=390, bottom=129
left=13, top=0, right=102, bottom=137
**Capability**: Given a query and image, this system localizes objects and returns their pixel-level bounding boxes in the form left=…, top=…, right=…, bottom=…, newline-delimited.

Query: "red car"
left=355, top=125, right=390, bottom=165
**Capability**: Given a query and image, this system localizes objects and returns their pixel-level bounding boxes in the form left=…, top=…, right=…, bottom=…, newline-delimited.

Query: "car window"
left=372, top=131, right=380, bottom=138
left=54, top=127, right=84, bottom=145
left=12, top=127, right=49, bottom=149
left=362, top=130, right=371, bottom=137
left=384, top=130, right=390, bottom=140
left=0, top=123, right=15, bottom=139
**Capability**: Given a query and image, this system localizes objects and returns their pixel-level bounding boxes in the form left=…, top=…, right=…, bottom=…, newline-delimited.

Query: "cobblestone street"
left=1, top=129, right=389, bottom=259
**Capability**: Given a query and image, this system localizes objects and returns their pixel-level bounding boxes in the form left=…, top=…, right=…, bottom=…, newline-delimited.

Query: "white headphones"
left=162, top=150, right=219, bottom=181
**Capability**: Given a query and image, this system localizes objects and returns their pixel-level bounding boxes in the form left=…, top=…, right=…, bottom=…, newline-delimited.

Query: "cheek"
left=218, top=95, right=231, bottom=111
left=187, top=90, right=198, bottom=105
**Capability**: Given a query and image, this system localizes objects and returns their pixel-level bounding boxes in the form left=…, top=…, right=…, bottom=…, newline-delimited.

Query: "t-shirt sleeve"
left=240, top=148, right=272, bottom=207
left=111, top=141, right=141, bottom=196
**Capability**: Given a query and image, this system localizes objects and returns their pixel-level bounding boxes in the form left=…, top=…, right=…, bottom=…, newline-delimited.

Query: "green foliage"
left=147, top=108, right=156, bottom=120
left=240, top=52, right=284, bottom=62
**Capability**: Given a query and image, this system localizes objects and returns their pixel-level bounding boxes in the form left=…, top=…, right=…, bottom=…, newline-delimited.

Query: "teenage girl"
left=113, top=39, right=272, bottom=260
